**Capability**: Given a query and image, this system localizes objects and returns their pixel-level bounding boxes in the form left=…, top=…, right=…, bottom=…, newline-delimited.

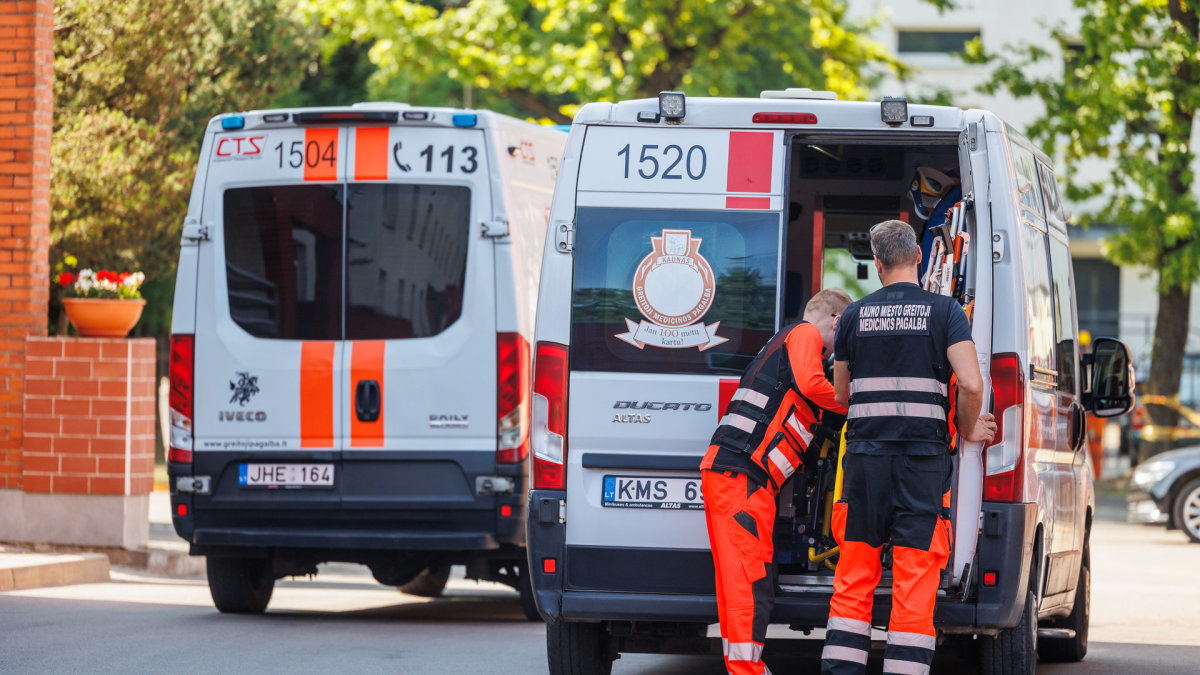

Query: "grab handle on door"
left=355, top=379, right=381, bottom=422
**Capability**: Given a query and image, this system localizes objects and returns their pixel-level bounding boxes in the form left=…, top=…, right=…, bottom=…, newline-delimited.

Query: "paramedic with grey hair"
left=821, top=220, right=997, bottom=675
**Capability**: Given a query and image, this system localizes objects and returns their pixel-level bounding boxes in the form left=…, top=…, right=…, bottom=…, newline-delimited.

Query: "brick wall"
left=0, top=0, right=54, bottom=490
left=22, top=338, right=156, bottom=495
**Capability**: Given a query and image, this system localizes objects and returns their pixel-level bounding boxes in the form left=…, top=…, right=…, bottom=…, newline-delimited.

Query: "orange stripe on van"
left=354, top=127, right=390, bottom=180
left=350, top=341, right=386, bottom=447
left=303, top=128, right=339, bottom=181
left=300, top=342, right=335, bottom=448
left=727, top=131, right=774, bottom=194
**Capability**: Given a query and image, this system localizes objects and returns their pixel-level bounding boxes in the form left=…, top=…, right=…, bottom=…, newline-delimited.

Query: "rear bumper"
left=170, top=451, right=527, bottom=555
left=527, top=489, right=1037, bottom=631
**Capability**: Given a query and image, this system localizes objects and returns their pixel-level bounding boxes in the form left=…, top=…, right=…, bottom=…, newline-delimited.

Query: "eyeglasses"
left=868, top=222, right=885, bottom=255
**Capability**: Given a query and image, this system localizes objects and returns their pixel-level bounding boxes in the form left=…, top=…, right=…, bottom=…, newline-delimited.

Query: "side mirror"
left=1082, top=337, right=1135, bottom=417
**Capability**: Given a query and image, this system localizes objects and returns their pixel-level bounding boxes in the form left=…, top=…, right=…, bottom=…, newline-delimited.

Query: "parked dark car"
left=1127, top=446, right=1200, bottom=542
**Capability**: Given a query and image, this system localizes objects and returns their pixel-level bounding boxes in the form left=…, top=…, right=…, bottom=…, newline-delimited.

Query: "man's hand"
left=961, top=412, right=997, bottom=444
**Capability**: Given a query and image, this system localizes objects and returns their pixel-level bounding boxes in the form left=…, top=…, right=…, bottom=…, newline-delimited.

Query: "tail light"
left=1131, top=404, right=1144, bottom=431
left=532, top=341, right=568, bottom=489
left=497, top=332, right=530, bottom=464
left=983, top=352, right=1024, bottom=502
left=168, top=334, right=194, bottom=464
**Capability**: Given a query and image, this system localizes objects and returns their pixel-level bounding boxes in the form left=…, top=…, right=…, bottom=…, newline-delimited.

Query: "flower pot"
left=61, top=298, right=146, bottom=338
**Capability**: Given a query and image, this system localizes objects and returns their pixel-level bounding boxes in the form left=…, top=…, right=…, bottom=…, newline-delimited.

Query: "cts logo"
left=215, top=136, right=266, bottom=158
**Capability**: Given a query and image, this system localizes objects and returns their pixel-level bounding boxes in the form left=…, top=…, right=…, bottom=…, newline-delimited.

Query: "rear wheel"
left=978, top=588, right=1038, bottom=675
left=207, top=556, right=274, bottom=614
left=547, top=621, right=613, bottom=675
left=1038, top=547, right=1090, bottom=662
left=400, top=564, right=451, bottom=598
left=1172, top=478, right=1200, bottom=543
left=517, top=562, right=542, bottom=622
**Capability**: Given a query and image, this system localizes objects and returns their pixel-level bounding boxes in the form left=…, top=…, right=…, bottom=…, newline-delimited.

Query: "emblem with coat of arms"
left=616, top=229, right=728, bottom=351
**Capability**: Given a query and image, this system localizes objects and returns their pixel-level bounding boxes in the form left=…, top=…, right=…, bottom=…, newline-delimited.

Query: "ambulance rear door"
left=191, top=121, right=350, bottom=515
left=564, top=123, right=786, bottom=594
left=338, top=123, right=497, bottom=514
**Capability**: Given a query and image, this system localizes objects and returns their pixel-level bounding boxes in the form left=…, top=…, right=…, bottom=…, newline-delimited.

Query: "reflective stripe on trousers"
left=846, top=401, right=946, bottom=421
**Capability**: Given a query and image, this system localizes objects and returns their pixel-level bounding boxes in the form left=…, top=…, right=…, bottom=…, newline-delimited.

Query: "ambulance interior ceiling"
left=782, top=140, right=960, bottom=314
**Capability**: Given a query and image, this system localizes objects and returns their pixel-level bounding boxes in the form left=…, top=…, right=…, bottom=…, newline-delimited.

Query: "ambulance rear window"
left=223, top=185, right=344, bottom=340
left=571, top=207, right=779, bottom=375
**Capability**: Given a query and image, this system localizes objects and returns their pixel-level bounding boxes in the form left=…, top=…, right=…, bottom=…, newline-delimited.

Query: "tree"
left=52, top=0, right=320, bottom=333
left=304, top=0, right=907, bottom=123
left=965, top=0, right=1200, bottom=459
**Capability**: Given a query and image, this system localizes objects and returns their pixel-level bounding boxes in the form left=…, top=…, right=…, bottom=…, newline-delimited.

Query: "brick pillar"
left=0, top=1, right=54, bottom=490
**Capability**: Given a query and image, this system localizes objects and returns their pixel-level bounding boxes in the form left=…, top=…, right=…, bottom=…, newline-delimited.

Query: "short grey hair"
left=870, top=220, right=921, bottom=269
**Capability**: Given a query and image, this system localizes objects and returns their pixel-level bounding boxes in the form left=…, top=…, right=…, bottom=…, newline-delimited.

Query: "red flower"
left=57, top=272, right=75, bottom=288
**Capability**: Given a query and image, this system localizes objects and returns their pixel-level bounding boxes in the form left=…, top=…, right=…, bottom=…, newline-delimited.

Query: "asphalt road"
left=3, top=498, right=1199, bottom=674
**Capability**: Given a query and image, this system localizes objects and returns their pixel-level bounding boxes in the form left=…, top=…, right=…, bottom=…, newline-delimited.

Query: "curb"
left=0, top=551, right=110, bottom=591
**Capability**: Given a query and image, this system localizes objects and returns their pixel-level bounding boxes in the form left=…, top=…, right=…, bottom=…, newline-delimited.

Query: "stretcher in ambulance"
left=167, top=104, right=564, bottom=617
left=527, top=90, right=1135, bottom=674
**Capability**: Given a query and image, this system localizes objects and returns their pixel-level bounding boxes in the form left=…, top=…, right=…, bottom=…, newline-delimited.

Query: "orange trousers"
left=821, top=453, right=952, bottom=675
left=702, top=469, right=778, bottom=675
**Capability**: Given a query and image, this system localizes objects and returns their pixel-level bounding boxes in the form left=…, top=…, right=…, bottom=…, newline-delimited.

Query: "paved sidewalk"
left=0, top=546, right=109, bottom=591
left=0, top=489, right=202, bottom=592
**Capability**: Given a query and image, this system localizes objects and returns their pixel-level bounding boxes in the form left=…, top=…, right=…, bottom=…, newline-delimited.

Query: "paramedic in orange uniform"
left=821, top=221, right=996, bottom=675
left=701, top=288, right=853, bottom=675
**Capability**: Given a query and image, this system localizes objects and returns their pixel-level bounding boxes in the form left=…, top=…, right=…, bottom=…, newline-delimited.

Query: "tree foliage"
left=302, top=0, right=906, bottom=122
left=965, top=0, right=1200, bottom=457
left=52, top=0, right=320, bottom=330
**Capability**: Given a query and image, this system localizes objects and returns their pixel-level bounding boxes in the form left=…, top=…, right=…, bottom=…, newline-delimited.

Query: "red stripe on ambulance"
left=300, top=342, right=335, bottom=448
left=354, top=127, right=390, bottom=180
left=350, top=341, right=386, bottom=447
left=726, top=131, right=774, bottom=194
left=303, top=128, right=339, bottom=182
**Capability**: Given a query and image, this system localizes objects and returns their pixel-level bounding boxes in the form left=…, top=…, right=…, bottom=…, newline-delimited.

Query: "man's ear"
left=874, top=257, right=884, bottom=277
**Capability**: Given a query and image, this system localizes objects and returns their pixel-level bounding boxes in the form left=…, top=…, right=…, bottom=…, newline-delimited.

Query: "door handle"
left=355, top=379, right=381, bottom=422
left=1070, top=402, right=1086, bottom=452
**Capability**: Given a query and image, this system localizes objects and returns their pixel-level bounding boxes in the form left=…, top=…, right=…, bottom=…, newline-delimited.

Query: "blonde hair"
left=805, top=288, right=852, bottom=317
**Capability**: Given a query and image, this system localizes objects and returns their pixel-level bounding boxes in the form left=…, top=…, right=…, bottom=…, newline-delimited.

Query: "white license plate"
left=238, top=463, right=334, bottom=488
left=602, top=475, right=704, bottom=510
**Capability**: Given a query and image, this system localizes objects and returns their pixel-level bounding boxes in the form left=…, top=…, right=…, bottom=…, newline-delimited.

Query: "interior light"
left=880, top=97, right=908, bottom=126
left=659, top=91, right=686, bottom=122
left=403, top=111, right=430, bottom=121
left=261, top=113, right=288, bottom=123
left=910, top=114, right=934, bottom=127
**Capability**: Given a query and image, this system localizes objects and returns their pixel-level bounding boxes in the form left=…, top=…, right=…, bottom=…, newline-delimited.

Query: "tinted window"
left=1048, top=236, right=1077, bottom=394
left=1038, top=162, right=1063, bottom=222
left=897, top=30, right=980, bottom=54
left=1022, top=224, right=1055, bottom=374
left=1010, top=143, right=1045, bottom=218
left=346, top=184, right=470, bottom=339
left=223, top=185, right=344, bottom=340
left=571, top=207, right=779, bottom=375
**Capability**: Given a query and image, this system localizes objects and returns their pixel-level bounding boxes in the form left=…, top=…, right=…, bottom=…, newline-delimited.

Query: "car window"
left=223, top=185, right=344, bottom=340
left=1048, top=235, right=1076, bottom=395
left=571, top=207, right=779, bottom=375
left=1010, top=142, right=1045, bottom=219
left=345, top=183, right=471, bottom=339
left=1022, top=223, right=1055, bottom=375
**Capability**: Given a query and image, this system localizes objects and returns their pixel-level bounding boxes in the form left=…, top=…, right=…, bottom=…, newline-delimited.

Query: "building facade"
left=845, top=0, right=1200, bottom=362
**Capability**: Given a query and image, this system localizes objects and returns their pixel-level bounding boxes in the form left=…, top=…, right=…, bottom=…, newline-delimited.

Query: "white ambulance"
left=527, top=91, right=1135, bottom=673
left=167, top=103, right=564, bottom=617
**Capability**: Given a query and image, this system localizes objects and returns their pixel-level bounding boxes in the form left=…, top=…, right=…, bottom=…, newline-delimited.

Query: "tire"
left=206, top=556, right=274, bottom=614
left=1039, top=548, right=1090, bottom=662
left=400, top=564, right=451, bottom=597
left=1172, top=477, right=1200, bottom=543
left=547, top=621, right=613, bottom=675
left=517, top=562, right=542, bottom=622
left=978, top=588, right=1038, bottom=675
